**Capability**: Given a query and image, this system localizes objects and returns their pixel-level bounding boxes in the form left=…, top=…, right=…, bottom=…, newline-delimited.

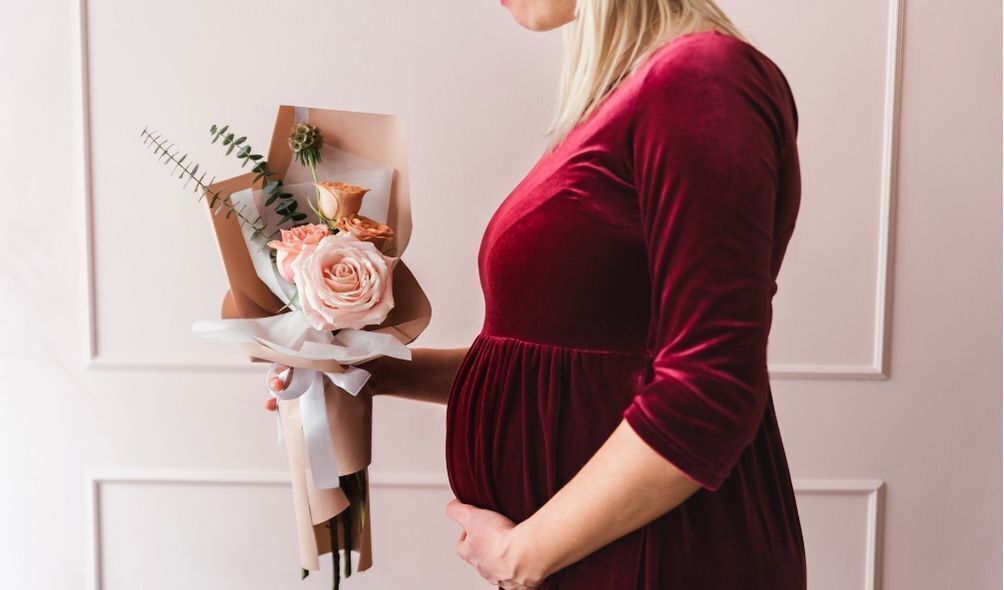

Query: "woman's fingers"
left=268, top=375, right=286, bottom=392
left=267, top=365, right=292, bottom=391
left=265, top=365, right=292, bottom=411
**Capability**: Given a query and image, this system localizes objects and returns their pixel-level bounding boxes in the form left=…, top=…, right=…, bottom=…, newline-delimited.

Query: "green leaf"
left=290, top=212, right=307, bottom=222
left=225, top=143, right=236, bottom=156
left=210, top=124, right=217, bottom=134
left=234, top=136, right=246, bottom=145
left=264, top=179, right=280, bottom=194
left=249, top=154, right=263, bottom=161
left=275, top=200, right=297, bottom=215
left=265, top=193, right=279, bottom=206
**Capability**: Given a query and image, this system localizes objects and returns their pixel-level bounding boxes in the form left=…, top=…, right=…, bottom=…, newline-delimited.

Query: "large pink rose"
left=290, top=232, right=396, bottom=331
left=266, top=223, right=330, bottom=282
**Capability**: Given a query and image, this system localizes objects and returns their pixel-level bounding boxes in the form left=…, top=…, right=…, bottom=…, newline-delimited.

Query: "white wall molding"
left=774, top=0, right=903, bottom=381
left=796, top=478, right=885, bottom=590
left=77, top=0, right=903, bottom=379
left=86, top=470, right=884, bottom=590
left=85, top=469, right=455, bottom=590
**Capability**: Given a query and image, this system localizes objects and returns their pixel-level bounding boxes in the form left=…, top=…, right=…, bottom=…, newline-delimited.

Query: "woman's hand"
left=446, top=498, right=546, bottom=589
left=262, top=360, right=385, bottom=410
left=261, top=349, right=464, bottom=410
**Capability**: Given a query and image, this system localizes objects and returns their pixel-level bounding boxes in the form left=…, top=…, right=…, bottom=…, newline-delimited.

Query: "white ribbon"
left=270, top=365, right=344, bottom=489
left=193, top=310, right=411, bottom=490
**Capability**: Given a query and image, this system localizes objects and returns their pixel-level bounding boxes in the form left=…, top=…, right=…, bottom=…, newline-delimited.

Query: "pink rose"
left=290, top=232, right=396, bottom=331
left=266, top=223, right=330, bottom=282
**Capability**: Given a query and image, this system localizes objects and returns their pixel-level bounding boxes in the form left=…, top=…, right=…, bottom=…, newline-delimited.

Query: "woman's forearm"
left=366, top=347, right=469, bottom=405
left=508, top=419, right=703, bottom=581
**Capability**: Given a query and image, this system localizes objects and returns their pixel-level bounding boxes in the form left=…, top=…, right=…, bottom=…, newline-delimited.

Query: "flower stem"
left=309, top=165, right=325, bottom=225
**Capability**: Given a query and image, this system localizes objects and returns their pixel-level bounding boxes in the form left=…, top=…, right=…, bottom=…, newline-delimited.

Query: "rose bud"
left=315, top=181, right=370, bottom=221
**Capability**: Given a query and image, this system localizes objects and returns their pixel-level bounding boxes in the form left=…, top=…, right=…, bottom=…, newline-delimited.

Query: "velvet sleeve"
left=621, top=53, right=782, bottom=492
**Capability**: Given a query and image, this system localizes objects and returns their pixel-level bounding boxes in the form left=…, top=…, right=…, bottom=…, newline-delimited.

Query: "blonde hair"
left=545, top=0, right=747, bottom=150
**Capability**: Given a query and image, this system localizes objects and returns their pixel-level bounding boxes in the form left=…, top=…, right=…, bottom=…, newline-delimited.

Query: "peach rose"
left=290, top=232, right=396, bottom=331
left=315, top=181, right=369, bottom=221
left=266, top=223, right=331, bottom=282
left=335, top=214, right=395, bottom=250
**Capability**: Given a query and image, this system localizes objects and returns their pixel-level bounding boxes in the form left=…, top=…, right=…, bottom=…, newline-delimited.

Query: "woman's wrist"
left=361, top=347, right=469, bottom=405
left=504, top=517, right=556, bottom=586
left=359, top=356, right=398, bottom=397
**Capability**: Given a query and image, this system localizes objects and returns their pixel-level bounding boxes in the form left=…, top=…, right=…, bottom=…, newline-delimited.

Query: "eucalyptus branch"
left=140, top=127, right=266, bottom=238
left=209, top=123, right=307, bottom=236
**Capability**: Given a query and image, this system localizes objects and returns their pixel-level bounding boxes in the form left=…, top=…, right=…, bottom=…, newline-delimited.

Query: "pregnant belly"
left=445, top=332, right=650, bottom=521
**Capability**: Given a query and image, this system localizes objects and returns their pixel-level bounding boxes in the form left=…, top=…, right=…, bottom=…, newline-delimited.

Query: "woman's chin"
left=503, top=1, right=572, bottom=32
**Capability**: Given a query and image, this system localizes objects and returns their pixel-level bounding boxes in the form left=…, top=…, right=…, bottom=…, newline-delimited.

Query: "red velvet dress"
left=445, top=30, right=806, bottom=589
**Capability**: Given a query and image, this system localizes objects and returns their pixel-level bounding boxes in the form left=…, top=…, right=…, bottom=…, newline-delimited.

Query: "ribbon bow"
left=193, top=311, right=411, bottom=490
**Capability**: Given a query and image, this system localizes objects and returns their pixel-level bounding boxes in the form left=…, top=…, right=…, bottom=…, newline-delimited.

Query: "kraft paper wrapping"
left=279, top=381, right=373, bottom=571
left=202, top=105, right=430, bottom=573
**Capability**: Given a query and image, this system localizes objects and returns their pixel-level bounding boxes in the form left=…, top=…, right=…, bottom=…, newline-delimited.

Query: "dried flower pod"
left=289, top=122, right=323, bottom=169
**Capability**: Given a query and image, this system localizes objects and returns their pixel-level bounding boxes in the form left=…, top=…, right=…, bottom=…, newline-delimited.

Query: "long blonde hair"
left=545, top=0, right=747, bottom=150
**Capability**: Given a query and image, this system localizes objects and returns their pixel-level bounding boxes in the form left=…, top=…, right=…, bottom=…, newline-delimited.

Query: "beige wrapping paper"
left=202, top=105, right=430, bottom=574
left=279, top=383, right=373, bottom=571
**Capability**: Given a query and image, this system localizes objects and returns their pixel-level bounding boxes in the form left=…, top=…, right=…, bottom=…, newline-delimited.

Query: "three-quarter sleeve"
left=621, top=51, right=783, bottom=492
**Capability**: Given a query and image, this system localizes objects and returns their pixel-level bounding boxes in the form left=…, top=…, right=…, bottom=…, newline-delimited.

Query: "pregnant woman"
left=274, top=0, right=806, bottom=588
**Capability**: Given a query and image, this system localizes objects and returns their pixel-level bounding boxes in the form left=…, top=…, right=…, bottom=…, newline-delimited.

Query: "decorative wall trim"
left=86, top=470, right=884, bottom=590
left=85, top=469, right=454, bottom=590
left=77, top=0, right=902, bottom=378
left=870, top=0, right=905, bottom=380
left=796, top=478, right=885, bottom=590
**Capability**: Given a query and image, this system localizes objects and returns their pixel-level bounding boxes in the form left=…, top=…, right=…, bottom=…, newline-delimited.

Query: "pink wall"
left=0, top=0, right=999, bottom=588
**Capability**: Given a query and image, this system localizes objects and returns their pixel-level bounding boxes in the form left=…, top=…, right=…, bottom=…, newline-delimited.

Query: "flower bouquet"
left=141, top=105, right=431, bottom=588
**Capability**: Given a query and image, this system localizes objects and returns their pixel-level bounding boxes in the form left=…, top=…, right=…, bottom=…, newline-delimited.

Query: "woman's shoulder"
left=630, top=30, right=798, bottom=132
left=639, top=30, right=784, bottom=90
